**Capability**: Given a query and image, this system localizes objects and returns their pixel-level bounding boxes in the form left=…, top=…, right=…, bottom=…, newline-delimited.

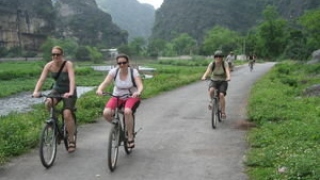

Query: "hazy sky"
left=137, top=0, right=163, bottom=9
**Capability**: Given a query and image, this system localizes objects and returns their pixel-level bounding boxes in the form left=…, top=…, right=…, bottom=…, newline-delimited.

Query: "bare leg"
left=124, top=108, right=134, bottom=140
left=219, top=93, right=226, bottom=118
left=103, top=108, right=114, bottom=123
left=63, top=109, right=76, bottom=152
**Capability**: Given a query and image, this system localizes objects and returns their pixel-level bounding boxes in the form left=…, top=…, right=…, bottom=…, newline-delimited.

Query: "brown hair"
left=52, top=46, right=64, bottom=55
left=116, top=53, right=129, bottom=62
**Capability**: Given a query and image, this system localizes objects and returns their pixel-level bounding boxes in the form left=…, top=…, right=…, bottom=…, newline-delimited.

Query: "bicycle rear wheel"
left=123, top=115, right=135, bottom=154
left=211, top=99, right=218, bottom=129
left=39, top=122, right=57, bottom=168
left=108, top=124, right=120, bottom=172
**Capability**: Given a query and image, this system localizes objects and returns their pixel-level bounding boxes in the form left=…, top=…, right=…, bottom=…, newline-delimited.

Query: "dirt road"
left=0, top=62, right=275, bottom=180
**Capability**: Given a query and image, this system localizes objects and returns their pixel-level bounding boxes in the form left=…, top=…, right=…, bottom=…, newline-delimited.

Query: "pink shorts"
left=105, top=97, right=141, bottom=111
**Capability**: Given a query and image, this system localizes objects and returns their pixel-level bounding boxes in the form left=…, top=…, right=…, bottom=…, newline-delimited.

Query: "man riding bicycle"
left=201, top=50, right=231, bottom=119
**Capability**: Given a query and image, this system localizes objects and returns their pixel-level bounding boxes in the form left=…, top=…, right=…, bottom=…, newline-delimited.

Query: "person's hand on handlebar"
left=96, top=89, right=104, bottom=96
left=32, top=92, right=41, bottom=98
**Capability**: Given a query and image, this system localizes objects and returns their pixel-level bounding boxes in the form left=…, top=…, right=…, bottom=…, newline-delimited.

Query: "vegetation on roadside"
left=246, top=61, right=320, bottom=179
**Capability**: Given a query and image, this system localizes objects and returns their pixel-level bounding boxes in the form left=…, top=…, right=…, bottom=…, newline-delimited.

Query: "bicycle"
left=34, top=93, right=77, bottom=168
left=206, top=80, right=224, bottom=129
left=249, top=61, right=254, bottom=72
left=103, top=92, right=141, bottom=172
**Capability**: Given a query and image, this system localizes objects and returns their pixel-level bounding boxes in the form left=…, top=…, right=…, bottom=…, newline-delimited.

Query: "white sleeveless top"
left=108, top=67, right=140, bottom=98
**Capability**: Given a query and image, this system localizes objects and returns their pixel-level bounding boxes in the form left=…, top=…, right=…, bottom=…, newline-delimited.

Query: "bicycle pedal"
left=134, top=127, right=143, bottom=135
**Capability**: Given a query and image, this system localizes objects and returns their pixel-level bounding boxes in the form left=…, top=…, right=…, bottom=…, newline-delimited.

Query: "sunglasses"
left=51, top=53, right=61, bottom=57
left=214, top=55, right=224, bottom=58
left=117, top=61, right=128, bottom=65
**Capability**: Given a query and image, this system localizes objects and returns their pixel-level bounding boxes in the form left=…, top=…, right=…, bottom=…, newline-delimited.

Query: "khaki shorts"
left=48, top=89, right=77, bottom=111
left=208, top=80, right=228, bottom=96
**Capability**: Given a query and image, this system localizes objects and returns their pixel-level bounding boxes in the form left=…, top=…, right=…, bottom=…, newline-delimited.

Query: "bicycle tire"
left=108, top=124, right=120, bottom=172
left=211, top=99, right=218, bottom=129
left=39, top=122, right=57, bottom=168
left=123, top=115, right=135, bottom=154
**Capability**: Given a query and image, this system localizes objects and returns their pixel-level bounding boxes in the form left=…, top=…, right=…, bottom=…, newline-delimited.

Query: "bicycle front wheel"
left=108, top=124, right=120, bottom=172
left=211, top=99, right=218, bottom=129
left=39, top=122, right=57, bottom=168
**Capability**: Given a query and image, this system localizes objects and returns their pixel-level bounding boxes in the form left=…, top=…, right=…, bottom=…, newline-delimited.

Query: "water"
left=0, top=66, right=156, bottom=116
left=0, top=86, right=95, bottom=116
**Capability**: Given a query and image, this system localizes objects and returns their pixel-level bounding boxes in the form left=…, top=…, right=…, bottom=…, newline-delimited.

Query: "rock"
left=307, top=49, right=320, bottom=64
left=303, top=84, right=320, bottom=97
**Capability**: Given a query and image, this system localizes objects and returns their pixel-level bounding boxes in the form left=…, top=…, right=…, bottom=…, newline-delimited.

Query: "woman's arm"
left=32, top=62, right=50, bottom=97
left=96, top=73, right=113, bottom=95
left=201, top=62, right=213, bottom=80
left=66, top=61, right=76, bottom=97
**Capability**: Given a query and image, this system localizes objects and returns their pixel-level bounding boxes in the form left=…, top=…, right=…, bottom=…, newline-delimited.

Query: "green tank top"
left=210, top=61, right=228, bottom=81
left=51, top=72, right=70, bottom=93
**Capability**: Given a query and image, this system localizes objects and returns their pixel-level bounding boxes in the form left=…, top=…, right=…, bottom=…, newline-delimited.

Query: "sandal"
left=68, top=142, right=76, bottom=153
left=221, top=112, right=226, bottom=119
left=127, top=140, right=135, bottom=149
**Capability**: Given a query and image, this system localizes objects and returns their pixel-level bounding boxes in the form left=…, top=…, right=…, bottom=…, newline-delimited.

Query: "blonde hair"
left=52, top=46, right=64, bottom=55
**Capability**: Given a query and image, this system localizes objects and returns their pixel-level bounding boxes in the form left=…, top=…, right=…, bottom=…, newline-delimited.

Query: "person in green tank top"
left=201, top=50, right=231, bottom=119
left=33, top=46, right=77, bottom=153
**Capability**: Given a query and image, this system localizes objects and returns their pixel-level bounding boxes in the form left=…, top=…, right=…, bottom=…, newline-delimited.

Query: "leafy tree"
left=171, top=33, right=196, bottom=55
left=298, top=9, right=320, bottom=52
left=129, top=37, right=146, bottom=56
left=86, top=46, right=104, bottom=63
left=201, top=26, right=240, bottom=55
left=147, top=38, right=167, bottom=58
left=255, top=6, right=289, bottom=59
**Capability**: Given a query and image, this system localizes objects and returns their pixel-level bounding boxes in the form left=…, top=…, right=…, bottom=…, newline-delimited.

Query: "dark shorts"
left=49, top=89, right=77, bottom=111
left=208, top=80, right=228, bottom=96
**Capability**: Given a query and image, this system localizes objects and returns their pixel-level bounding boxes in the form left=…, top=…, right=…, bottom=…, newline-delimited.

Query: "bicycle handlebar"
left=102, top=92, right=131, bottom=99
left=32, top=93, right=64, bottom=99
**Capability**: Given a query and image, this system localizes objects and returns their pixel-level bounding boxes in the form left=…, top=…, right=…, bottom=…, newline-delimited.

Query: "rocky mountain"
left=96, top=0, right=155, bottom=41
left=0, top=0, right=127, bottom=52
left=152, top=0, right=320, bottom=42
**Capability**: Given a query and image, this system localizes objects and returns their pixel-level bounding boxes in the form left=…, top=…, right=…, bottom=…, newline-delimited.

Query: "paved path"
left=0, top=63, right=274, bottom=180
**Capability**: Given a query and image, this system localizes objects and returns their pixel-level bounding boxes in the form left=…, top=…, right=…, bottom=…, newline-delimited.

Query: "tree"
left=171, top=33, right=196, bottom=55
left=299, top=9, right=320, bottom=52
left=255, top=6, right=289, bottom=59
left=201, top=26, right=240, bottom=56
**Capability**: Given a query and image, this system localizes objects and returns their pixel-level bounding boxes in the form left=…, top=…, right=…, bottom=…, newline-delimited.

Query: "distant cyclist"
left=248, top=54, right=256, bottom=71
left=201, top=50, right=231, bottom=119
left=225, top=51, right=235, bottom=71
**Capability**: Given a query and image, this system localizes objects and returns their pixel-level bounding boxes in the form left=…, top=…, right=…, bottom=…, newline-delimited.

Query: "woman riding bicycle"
left=201, top=50, right=231, bottom=119
left=33, top=46, right=77, bottom=153
left=96, top=54, right=143, bottom=149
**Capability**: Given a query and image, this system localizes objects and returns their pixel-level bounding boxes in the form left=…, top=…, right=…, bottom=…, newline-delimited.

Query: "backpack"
left=113, top=67, right=137, bottom=87
left=211, top=61, right=226, bottom=73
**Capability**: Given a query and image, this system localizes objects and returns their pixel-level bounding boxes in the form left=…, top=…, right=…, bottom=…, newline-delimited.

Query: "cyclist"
left=96, top=54, right=143, bottom=149
left=225, top=51, right=235, bottom=71
left=33, top=46, right=77, bottom=153
left=248, top=54, right=256, bottom=70
left=201, top=50, right=231, bottom=119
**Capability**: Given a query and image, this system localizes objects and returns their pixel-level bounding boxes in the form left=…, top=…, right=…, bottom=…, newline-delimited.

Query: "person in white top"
left=225, top=51, right=235, bottom=71
left=96, top=54, right=144, bottom=148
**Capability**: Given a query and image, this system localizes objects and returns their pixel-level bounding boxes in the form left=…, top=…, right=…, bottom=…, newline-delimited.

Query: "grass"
left=245, top=61, right=320, bottom=180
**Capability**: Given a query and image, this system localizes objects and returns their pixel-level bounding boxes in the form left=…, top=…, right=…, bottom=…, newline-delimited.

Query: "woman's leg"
left=104, top=97, right=119, bottom=123
left=219, top=93, right=226, bottom=118
left=124, top=98, right=140, bottom=147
